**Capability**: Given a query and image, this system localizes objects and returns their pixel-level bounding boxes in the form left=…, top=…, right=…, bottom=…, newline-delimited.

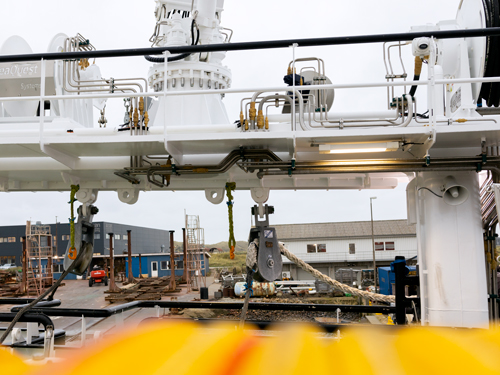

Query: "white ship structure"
left=0, top=0, right=500, bottom=328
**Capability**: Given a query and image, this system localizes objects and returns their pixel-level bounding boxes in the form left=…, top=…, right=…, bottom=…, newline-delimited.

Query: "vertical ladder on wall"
left=25, top=221, right=54, bottom=297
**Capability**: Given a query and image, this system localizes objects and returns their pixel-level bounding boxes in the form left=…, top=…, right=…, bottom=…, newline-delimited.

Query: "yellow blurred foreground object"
left=7, top=322, right=498, bottom=375
left=0, top=348, right=32, bottom=374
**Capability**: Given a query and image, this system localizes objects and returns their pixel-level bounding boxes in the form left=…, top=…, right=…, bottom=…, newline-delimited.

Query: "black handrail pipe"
left=0, top=28, right=500, bottom=63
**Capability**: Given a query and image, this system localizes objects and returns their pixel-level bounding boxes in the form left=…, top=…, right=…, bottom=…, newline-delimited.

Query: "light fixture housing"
left=319, top=141, right=400, bottom=154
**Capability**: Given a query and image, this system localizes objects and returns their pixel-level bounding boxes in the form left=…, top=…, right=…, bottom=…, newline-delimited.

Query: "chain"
left=225, top=182, right=236, bottom=260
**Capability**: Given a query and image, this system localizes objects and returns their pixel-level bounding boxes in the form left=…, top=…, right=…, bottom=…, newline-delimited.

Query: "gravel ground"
left=210, top=296, right=364, bottom=323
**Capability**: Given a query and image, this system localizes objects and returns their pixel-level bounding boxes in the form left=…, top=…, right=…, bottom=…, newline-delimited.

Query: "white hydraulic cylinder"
left=196, top=0, right=217, bottom=28
left=412, top=171, right=489, bottom=328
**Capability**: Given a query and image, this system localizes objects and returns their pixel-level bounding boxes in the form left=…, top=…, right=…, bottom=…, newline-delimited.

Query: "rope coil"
left=225, top=183, right=236, bottom=260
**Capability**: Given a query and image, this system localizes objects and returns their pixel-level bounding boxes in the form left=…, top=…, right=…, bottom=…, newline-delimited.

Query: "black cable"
left=409, top=75, right=420, bottom=98
left=145, top=19, right=199, bottom=64
left=418, top=187, right=443, bottom=198
left=0, top=249, right=86, bottom=345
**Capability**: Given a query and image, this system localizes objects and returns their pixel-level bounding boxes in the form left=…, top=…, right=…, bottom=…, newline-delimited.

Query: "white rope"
left=246, top=240, right=258, bottom=269
left=279, top=243, right=395, bottom=304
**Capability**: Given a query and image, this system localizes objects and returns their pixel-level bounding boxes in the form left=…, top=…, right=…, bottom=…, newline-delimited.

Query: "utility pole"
left=127, top=230, right=133, bottom=283
left=55, top=216, right=58, bottom=257
left=108, top=233, right=120, bottom=292
left=169, top=231, right=176, bottom=291
left=370, top=197, right=377, bottom=290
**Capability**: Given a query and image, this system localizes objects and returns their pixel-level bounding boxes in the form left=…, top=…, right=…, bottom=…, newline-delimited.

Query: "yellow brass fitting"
left=144, top=111, right=149, bottom=127
left=265, top=116, right=269, bottom=130
left=287, top=67, right=292, bottom=75
left=257, top=110, right=264, bottom=129
left=456, top=118, right=467, bottom=123
left=244, top=119, right=249, bottom=131
left=133, top=107, right=139, bottom=128
left=139, top=97, right=145, bottom=114
left=78, top=58, right=89, bottom=70
left=240, top=111, right=244, bottom=125
left=249, top=102, right=257, bottom=121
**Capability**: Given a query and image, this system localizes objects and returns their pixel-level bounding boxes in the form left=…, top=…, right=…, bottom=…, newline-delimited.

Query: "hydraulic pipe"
left=11, top=300, right=61, bottom=310
left=11, top=301, right=395, bottom=317
left=2, top=28, right=500, bottom=63
left=0, top=313, right=54, bottom=331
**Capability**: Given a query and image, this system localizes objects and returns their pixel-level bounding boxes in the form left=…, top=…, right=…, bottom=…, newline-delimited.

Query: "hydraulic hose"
left=409, top=56, right=424, bottom=98
left=145, top=19, right=199, bottom=63
left=0, top=247, right=85, bottom=345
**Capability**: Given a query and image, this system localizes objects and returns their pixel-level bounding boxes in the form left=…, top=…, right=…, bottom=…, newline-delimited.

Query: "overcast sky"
left=0, top=0, right=461, bottom=243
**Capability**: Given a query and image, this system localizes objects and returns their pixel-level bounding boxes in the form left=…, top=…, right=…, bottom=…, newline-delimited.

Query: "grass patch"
left=210, top=252, right=247, bottom=271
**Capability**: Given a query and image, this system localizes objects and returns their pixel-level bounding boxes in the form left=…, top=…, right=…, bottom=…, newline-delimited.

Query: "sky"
left=0, top=0, right=461, bottom=243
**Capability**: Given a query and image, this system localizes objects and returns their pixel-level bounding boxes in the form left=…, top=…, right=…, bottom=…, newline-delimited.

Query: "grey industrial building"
left=0, top=221, right=171, bottom=266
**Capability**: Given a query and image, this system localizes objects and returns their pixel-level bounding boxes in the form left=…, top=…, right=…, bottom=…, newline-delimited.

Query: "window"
left=374, top=241, right=396, bottom=251
left=94, top=233, right=100, bottom=240
left=61, top=235, right=70, bottom=241
left=115, top=234, right=121, bottom=240
left=123, top=234, right=128, bottom=241
left=349, top=243, right=355, bottom=254
left=307, top=244, right=316, bottom=253
left=160, top=261, right=169, bottom=270
left=0, top=256, right=15, bottom=265
left=53, top=264, right=64, bottom=273
left=176, top=260, right=183, bottom=269
left=307, top=244, right=326, bottom=253
left=8, top=237, right=15, bottom=243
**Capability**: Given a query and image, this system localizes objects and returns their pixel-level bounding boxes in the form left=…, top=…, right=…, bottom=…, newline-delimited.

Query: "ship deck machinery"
left=1, top=0, right=500, bottom=328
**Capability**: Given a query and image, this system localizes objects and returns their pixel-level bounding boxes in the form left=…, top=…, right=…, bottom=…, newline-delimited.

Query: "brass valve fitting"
left=249, top=102, right=257, bottom=121
left=257, top=110, right=264, bottom=129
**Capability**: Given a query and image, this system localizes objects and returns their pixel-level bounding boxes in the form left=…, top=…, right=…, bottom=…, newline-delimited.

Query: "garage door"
left=297, top=266, right=328, bottom=280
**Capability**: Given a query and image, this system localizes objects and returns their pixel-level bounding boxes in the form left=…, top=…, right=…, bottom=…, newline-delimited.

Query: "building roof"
left=274, top=220, right=415, bottom=240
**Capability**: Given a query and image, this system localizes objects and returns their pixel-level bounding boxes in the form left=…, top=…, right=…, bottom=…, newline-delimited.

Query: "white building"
left=275, top=220, right=417, bottom=281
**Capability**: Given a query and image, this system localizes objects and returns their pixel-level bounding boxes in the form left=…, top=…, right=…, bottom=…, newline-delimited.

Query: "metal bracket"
left=61, top=172, right=80, bottom=185
left=0, top=177, right=8, bottom=192
left=205, top=188, right=225, bottom=204
left=41, top=144, right=80, bottom=170
left=251, top=187, right=270, bottom=218
left=117, top=189, right=140, bottom=205
left=76, top=189, right=99, bottom=216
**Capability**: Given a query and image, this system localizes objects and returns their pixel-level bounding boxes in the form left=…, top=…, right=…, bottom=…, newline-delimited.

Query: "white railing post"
left=39, top=58, right=46, bottom=145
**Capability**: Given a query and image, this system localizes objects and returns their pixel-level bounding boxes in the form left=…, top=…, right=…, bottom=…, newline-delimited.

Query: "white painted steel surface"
left=0, top=0, right=498, bottom=328
left=412, top=171, right=489, bottom=328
